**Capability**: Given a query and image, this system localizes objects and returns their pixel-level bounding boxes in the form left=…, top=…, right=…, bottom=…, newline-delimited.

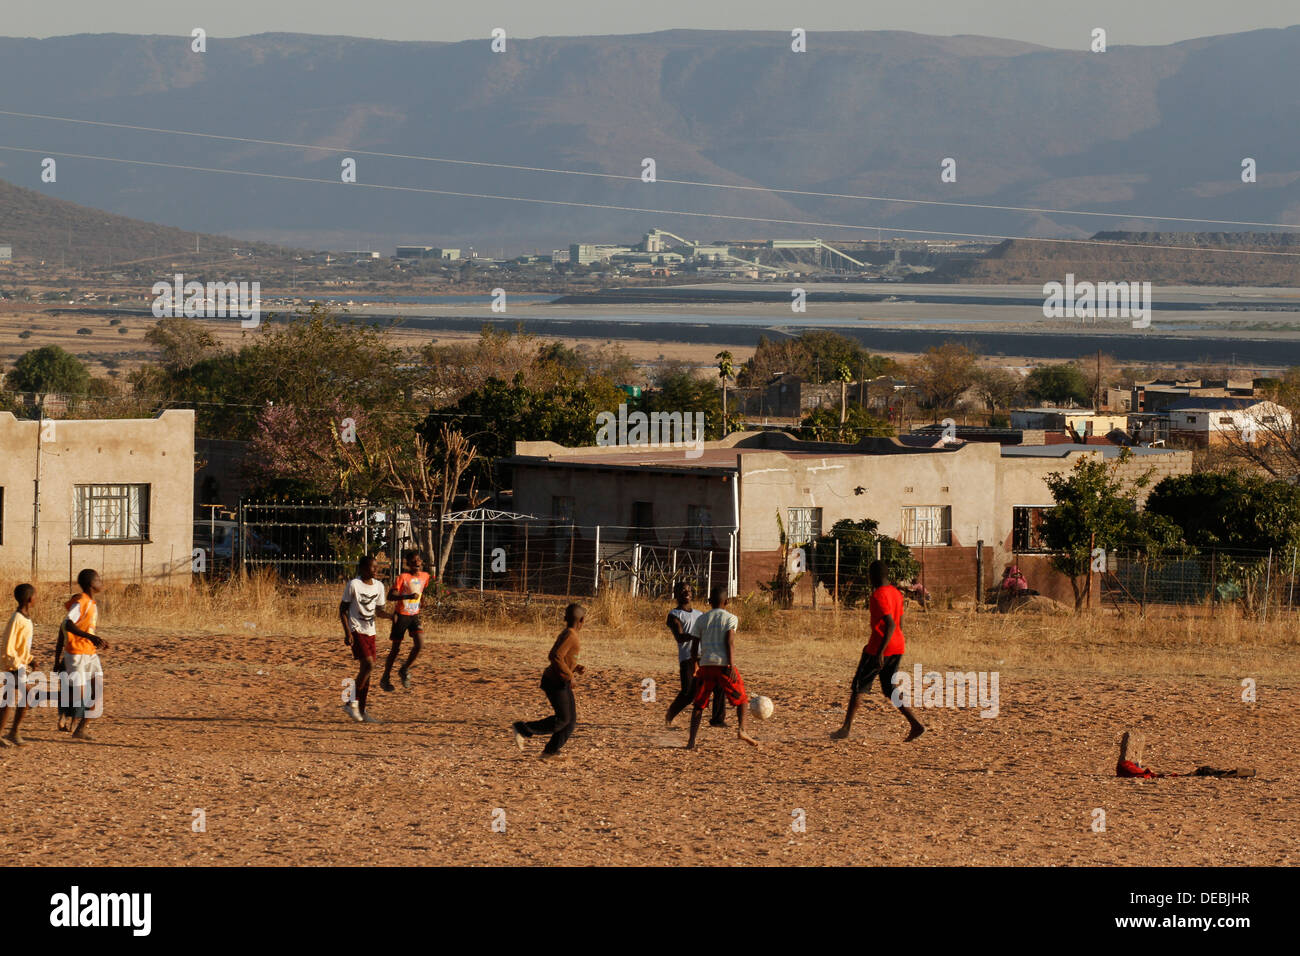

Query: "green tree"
left=812, top=518, right=919, bottom=607
left=1039, top=451, right=1165, bottom=609
left=1025, top=364, right=1091, bottom=406
left=799, top=403, right=895, bottom=442
left=6, top=345, right=90, bottom=396
left=639, top=368, right=725, bottom=440
left=1145, top=472, right=1300, bottom=553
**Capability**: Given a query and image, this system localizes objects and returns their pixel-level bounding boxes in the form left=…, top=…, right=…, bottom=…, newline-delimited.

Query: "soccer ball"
left=749, top=695, right=774, bottom=720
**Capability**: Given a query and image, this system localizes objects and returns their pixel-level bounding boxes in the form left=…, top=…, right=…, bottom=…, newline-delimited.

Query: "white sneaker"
left=361, top=712, right=382, bottom=724
left=342, top=701, right=363, bottom=723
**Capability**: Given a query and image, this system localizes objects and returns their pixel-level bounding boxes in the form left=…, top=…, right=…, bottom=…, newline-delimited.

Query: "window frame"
left=786, top=506, right=823, bottom=546
left=1012, top=505, right=1053, bottom=553
left=900, top=504, right=952, bottom=547
left=72, top=483, right=151, bottom=544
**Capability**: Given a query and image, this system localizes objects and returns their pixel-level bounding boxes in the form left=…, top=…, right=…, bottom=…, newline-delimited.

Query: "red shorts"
left=350, top=632, right=377, bottom=661
left=693, top=665, right=747, bottom=708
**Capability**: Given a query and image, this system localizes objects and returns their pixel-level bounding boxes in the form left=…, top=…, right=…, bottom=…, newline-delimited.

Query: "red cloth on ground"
left=1117, top=759, right=1156, bottom=778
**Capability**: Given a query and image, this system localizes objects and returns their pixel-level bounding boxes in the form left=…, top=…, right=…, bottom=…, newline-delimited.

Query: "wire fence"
left=209, top=500, right=731, bottom=601
left=195, top=502, right=1300, bottom=618
left=1104, top=546, right=1300, bottom=616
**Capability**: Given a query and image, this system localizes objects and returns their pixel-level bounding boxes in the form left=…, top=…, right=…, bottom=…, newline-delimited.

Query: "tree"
left=640, top=367, right=725, bottom=440
left=716, top=351, right=735, bottom=435
left=812, top=518, right=919, bottom=607
left=145, top=316, right=222, bottom=371
left=799, top=403, right=895, bottom=442
left=1145, top=471, right=1300, bottom=554
left=973, top=367, right=1024, bottom=420
left=1038, top=451, right=1161, bottom=609
left=6, top=345, right=90, bottom=396
left=1024, top=363, right=1091, bottom=406
left=907, top=343, right=980, bottom=410
left=835, top=361, right=852, bottom=424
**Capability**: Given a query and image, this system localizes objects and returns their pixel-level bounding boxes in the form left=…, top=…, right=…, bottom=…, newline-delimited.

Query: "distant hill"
left=929, top=232, right=1300, bottom=285
left=1, top=29, right=1299, bottom=252
left=0, top=176, right=294, bottom=268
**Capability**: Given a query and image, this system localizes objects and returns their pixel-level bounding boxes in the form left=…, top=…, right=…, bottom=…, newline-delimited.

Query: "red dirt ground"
left=1, top=624, right=1295, bottom=866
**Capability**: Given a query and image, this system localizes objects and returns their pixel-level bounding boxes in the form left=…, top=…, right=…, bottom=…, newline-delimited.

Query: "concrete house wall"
left=0, top=410, right=195, bottom=586
left=509, top=433, right=1193, bottom=603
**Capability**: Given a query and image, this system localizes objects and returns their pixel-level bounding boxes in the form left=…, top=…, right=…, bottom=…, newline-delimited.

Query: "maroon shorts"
left=693, top=665, right=747, bottom=708
left=350, top=632, right=377, bottom=661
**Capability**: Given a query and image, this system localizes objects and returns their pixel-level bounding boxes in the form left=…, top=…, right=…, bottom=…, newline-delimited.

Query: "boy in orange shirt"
left=54, top=569, right=109, bottom=741
left=832, top=561, right=924, bottom=742
left=381, top=550, right=432, bottom=691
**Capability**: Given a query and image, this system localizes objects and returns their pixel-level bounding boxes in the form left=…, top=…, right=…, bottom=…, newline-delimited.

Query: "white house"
left=1165, top=398, right=1291, bottom=447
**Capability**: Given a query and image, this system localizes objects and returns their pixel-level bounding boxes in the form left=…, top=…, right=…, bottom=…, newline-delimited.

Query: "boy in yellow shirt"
left=0, top=583, right=37, bottom=746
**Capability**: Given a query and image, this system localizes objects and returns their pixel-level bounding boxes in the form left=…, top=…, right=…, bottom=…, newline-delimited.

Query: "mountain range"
left=1, top=28, right=1299, bottom=253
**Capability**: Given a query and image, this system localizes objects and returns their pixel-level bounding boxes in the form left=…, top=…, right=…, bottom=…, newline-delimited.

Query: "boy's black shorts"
left=852, top=651, right=903, bottom=696
left=390, top=615, right=423, bottom=642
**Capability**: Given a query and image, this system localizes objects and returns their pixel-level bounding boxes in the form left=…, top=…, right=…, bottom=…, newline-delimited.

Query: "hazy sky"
left=8, top=0, right=1300, bottom=48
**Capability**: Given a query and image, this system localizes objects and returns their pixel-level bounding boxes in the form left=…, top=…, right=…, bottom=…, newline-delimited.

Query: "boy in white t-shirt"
left=687, top=585, right=758, bottom=749
left=339, top=555, right=387, bottom=724
left=664, top=581, right=726, bottom=726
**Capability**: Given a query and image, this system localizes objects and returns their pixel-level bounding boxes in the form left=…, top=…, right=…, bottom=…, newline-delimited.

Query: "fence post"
left=706, top=550, right=713, bottom=598
left=632, top=544, right=641, bottom=597
left=523, top=523, right=530, bottom=595
left=975, top=539, right=983, bottom=607
left=593, top=526, right=601, bottom=594
left=565, top=524, right=575, bottom=597
left=478, top=515, right=485, bottom=592
left=1262, top=548, right=1273, bottom=623
left=810, top=541, right=818, bottom=610
left=1289, top=547, right=1296, bottom=611
left=834, top=538, right=840, bottom=606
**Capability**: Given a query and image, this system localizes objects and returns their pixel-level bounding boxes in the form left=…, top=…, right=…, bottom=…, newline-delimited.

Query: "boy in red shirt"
left=381, top=550, right=432, bottom=691
left=832, top=560, right=924, bottom=742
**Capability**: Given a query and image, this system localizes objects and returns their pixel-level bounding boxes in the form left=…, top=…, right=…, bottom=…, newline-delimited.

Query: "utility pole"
left=31, top=394, right=43, bottom=580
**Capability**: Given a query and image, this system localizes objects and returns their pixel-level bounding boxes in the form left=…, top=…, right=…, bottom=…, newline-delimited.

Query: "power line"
left=2, top=144, right=1300, bottom=259
left=2, top=107, right=1296, bottom=230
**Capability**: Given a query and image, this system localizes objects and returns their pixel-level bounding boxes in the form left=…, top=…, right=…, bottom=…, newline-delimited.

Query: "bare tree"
left=383, top=426, right=487, bottom=580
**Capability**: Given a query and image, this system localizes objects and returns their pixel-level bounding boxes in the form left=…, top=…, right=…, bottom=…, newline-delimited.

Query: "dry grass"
left=36, top=575, right=1294, bottom=686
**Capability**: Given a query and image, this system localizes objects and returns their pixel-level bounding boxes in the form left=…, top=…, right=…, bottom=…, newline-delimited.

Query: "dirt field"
left=1, top=586, right=1295, bottom=867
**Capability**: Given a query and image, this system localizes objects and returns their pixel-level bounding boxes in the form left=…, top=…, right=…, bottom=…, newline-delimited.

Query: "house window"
left=787, top=507, right=822, bottom=545
left=900, top=505, right=951, bottom=546
left=686, top=505, right=713, bottom=550
left=74, top=484, right=150, bottom=542
left=1012, top=506, right=1052, bottom=553
left=1218, top=416, right=1234, bottom=425
left=1186, top=416, right=1196, bottom=424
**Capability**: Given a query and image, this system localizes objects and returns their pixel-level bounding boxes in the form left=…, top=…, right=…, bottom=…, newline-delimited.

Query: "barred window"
left=787, top=507, right=822, bottom=546
left=900, top=505, right=951, bottom=546
left=1012, top=506, right=1052, bottom=553
left=74, top=484, right=150, bottom=542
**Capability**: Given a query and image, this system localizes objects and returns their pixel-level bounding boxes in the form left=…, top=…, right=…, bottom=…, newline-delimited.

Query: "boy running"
left=55, top=569, right=109, bottom=741
left=831, top=560, right=925, bottom=742
left=686, top=585, right=758, bottom=749
left=664, top=582, right=726, bottom=726
left=381, top=549, right=431, bottom=691
left=340, top=555, right=386, bottom=724
left=0, top=584, right=37, bottom=746
left=512, top=604, right=585, bottom=759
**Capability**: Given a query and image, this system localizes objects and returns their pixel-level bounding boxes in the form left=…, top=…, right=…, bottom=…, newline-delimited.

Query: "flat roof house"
left=0, top=410, right=196, bottom=586
left=1165, top=398, right=1291, bottom=447
left=507, top=431, right=1192, bottom=604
